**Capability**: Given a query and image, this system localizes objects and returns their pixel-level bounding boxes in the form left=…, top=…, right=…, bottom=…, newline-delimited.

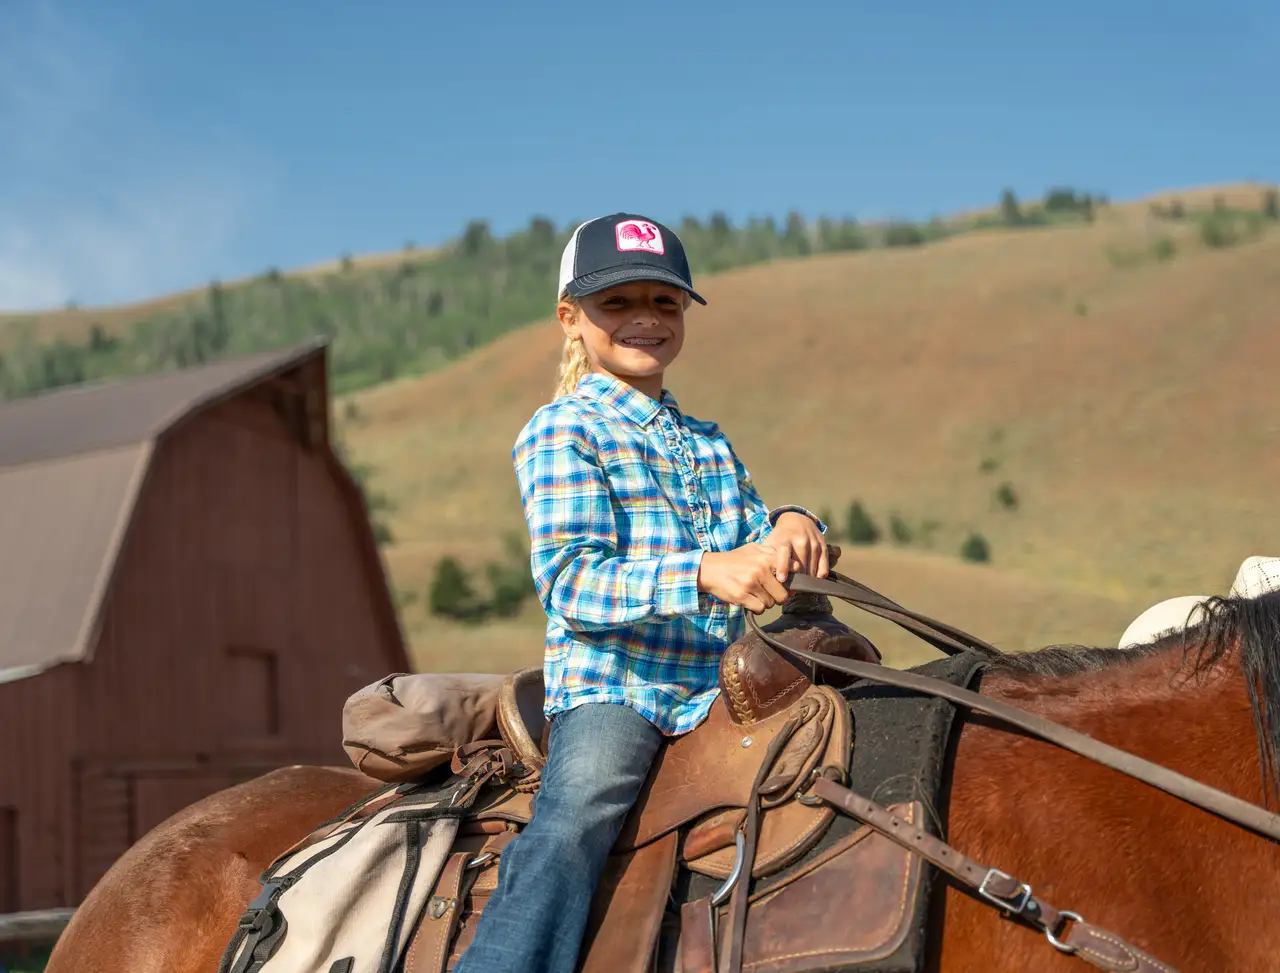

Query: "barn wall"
left=0, top=665, right=77, bottom=910
left=64, top=382, right=403, bottom=898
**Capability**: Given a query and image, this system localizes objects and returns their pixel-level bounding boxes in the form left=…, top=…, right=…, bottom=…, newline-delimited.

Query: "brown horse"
left=46, top=593, right=1280, bottom=973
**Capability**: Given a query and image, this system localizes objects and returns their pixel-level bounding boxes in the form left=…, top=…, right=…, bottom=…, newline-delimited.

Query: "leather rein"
left=749, top=571, right=1280, bottom=844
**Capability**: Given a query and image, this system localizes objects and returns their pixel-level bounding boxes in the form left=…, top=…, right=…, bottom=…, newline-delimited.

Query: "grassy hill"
left=332, top=183, right=1280, bottom=672
left=4, top=180, right=1277, bottom=673
left=1, top=186, right=1122, bottom=399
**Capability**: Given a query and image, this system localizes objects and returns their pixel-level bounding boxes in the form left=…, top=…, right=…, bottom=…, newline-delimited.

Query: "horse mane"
left=982, top=591, right=1280, bottom=802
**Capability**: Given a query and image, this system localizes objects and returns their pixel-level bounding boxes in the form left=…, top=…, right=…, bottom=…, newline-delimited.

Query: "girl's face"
left=560, top=281, right=688, bottom=398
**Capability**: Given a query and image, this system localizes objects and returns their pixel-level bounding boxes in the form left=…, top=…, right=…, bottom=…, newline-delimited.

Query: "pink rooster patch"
left=615, top=219, right=665, bottom=254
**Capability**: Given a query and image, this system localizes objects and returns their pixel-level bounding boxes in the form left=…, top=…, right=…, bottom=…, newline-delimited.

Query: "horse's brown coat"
left=45, top=607, right=1280, bottom=973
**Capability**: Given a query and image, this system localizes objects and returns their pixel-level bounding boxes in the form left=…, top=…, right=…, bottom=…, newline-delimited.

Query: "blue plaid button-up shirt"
left=512, top=372, right=823, bottom=735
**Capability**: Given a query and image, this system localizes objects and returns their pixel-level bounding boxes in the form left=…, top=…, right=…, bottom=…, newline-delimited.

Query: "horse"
left=45, top=591, right=1280, bottom=973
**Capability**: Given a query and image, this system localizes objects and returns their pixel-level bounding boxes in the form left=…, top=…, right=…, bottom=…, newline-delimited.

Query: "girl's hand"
left=766, top=512, right=828, bottom=582
left=697, top=543, right=790, bottom=614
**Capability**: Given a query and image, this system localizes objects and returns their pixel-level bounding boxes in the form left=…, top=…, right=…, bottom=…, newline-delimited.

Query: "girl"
left=453, top=213, right=828, bottom=973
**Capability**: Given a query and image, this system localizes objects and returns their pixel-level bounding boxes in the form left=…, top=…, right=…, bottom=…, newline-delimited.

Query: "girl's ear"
left=557, top=298, right=580, bottom=339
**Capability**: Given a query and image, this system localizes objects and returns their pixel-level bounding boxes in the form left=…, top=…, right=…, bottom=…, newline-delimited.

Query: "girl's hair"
left=554, top=293, right=591, bottom=399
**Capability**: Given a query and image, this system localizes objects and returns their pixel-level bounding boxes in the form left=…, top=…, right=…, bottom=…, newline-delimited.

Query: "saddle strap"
left=721, top=713, right=804, bottom=973
left=745, top=612, right=1280, bottom=844
left=404, top=851, right=479, bottom=973
left=810, top=777, right=1180, bottom=973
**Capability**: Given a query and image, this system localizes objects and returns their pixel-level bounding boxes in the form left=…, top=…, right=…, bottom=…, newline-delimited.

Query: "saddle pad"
left=674, top=651, right=988, bottom=973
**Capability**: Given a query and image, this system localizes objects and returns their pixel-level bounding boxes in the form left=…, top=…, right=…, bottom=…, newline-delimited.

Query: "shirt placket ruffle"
left=656, top=408, right=727, bottom=634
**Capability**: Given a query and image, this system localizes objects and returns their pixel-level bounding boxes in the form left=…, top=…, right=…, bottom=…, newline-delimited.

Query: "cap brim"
left=565, top=265, right=707, bottom=305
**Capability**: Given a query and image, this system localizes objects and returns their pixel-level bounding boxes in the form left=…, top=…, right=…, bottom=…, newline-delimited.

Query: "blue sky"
left=1, top=0, right=1275, bottom=311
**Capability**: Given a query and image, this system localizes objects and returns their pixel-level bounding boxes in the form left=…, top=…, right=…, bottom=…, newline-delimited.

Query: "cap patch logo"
left=616, top=219, right=665, bottom=254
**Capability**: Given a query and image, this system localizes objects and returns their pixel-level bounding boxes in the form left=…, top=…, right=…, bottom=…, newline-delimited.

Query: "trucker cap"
left=557, top=213, right=706, bottom=305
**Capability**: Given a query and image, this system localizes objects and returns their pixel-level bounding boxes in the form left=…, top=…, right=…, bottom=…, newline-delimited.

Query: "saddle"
left=399, top=552, right=913, bottom=973
left=235, top=548, right=1212, bottom=973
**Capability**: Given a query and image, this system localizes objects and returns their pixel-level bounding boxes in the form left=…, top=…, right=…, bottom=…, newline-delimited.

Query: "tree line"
left=0, top=186, right=1112, bottom=402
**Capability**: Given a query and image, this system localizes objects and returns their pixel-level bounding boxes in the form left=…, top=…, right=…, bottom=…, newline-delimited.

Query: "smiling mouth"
left=616, top=336, right=666, bottom=347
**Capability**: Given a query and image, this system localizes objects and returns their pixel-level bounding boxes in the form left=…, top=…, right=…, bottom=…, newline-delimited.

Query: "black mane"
left=982, top=591, right=1280, bottom=803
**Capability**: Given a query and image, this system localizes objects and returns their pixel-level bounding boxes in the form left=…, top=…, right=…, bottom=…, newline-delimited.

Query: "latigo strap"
left=810, top=777, right=1179, bottom=973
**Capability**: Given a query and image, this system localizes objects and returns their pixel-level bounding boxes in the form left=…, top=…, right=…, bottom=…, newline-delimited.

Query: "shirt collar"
left=577, top=372, right=681, bottom=426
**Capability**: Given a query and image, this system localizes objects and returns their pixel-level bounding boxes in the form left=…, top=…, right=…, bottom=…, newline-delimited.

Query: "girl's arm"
left=514, top=413, right=706, bottom=633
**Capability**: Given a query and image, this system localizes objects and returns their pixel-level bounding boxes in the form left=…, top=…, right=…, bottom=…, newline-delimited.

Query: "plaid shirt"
left=513, top=372, right=824, bottom=735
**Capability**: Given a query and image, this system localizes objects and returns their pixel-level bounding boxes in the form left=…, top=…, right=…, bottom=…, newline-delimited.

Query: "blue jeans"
left=452, top=702, right=664, bottom=973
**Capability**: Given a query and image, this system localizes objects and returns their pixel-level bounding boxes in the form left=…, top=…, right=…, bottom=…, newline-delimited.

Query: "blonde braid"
left=553, top=294, right=592, bottom=399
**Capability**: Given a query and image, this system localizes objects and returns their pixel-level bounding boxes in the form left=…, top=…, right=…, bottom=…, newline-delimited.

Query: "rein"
left=753, top=571, right=1280, bottom=844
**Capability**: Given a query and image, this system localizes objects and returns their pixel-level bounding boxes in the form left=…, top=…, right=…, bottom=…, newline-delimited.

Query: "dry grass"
left=340, top=184, right=1279, bottom=669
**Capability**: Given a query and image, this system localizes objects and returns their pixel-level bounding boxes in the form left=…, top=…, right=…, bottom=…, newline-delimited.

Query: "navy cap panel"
left=558, top=212, right=703, bottom=304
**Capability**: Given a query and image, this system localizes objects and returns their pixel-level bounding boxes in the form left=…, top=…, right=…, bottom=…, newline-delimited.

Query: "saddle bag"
left=217, top=775, right=486, bottom=973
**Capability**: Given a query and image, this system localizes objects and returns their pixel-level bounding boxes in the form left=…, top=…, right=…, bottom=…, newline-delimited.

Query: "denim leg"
left=452, top=703, right=664, bottom=973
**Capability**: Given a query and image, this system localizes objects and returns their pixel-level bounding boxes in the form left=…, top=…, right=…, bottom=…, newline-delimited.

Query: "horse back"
left=45, top=764, right=376, bottom=973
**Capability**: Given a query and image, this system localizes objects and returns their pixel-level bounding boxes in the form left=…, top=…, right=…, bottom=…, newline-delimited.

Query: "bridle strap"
left=786, top=571, right=1003, bottom=657
left=745, top=609, right=1280, bottom=843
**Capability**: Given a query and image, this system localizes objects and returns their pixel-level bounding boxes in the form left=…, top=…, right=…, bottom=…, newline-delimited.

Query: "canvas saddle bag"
left=216, top=769, right=498, bottom=973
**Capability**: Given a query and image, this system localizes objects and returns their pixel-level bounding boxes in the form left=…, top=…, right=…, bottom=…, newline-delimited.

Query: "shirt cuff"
left=767, top=505, right=828, bottom=533
left=653, top=549, right=706, bottom=616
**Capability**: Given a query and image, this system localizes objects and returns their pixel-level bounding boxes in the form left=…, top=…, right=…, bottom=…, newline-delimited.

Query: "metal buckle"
left=1045, top=911, right=1082, bottom=954
left=427, top=896, right=456, bottom=920
left=797, top=765, right=844, bottom=806
left=978, top=868, right=1033, bottom=915
left=467, top=851, right=496, bottom=869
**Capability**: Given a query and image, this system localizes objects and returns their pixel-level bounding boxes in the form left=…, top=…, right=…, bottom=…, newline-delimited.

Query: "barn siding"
left=59, top=384, right=402, bottom=902
left=0, top=666, right=77, bottom=909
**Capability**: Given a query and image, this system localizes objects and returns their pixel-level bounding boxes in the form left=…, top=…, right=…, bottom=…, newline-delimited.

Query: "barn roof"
left=0, top=339, right=387, bottom=682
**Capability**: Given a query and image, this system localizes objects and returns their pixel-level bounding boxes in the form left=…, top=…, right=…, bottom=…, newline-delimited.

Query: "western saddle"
left=400, top=547, right=887, bottom=973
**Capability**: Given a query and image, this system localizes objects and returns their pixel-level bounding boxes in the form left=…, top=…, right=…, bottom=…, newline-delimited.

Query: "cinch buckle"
left=238, top=879, right=286, bottom=931
left=978, top=868, right=1033, bottom=916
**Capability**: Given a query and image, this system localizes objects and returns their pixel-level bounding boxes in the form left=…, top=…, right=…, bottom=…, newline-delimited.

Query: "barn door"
left=74, top=774, right=133, bottom=899
left=0, top=806, right=16, bottom=913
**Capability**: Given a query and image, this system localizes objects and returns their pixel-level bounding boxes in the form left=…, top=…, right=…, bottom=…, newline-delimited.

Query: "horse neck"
left=934, top=642, right=1280, bottom=971
left=972, top=642, right=1265, bottom=805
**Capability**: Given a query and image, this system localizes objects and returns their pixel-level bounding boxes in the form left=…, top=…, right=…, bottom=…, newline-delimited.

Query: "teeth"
left=620, top=337, right=663, bottom=346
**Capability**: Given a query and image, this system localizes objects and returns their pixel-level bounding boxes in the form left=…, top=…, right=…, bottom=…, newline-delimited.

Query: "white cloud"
left=0, top=1, right=264, bottom=311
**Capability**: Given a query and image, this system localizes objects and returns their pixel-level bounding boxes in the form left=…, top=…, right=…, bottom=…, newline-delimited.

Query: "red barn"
left=0, top=341, right=407, bottom=914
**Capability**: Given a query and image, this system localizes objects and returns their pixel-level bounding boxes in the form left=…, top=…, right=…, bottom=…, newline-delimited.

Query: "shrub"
left=995, top=482, right=1019, bottom=510
left=1264, top=188, right=1280, bottom=221
left=429, top=533, right=536, bottom=623
left=1000, top=189, right=1021, bottom=226
left=845, top=501, right=881, bottom=545
left=1199, top=212, right=1239, bottom=249
left=960, top=533, right=991, bottom=563
left=889, top=514, right=913, bottom=545
left=1151, top=236, right=1176, bottom=262
left=429, top=557, right=484, bottom=622
left=883, top=222, right=926, bottom=247
left=485, top=562, right=528, bottom=619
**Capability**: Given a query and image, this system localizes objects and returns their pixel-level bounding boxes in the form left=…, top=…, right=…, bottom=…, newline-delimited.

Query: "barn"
left=0, top=340, right=408, bottom=915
